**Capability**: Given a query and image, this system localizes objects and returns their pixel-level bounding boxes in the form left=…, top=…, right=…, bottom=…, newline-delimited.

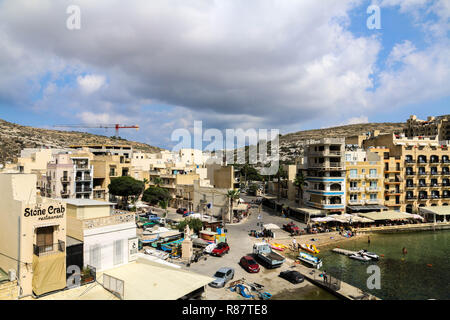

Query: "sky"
left=0, top=0, right=449, bottom=150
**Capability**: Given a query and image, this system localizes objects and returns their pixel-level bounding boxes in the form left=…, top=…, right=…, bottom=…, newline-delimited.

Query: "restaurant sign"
left=24, top=205, right=65, bottom=221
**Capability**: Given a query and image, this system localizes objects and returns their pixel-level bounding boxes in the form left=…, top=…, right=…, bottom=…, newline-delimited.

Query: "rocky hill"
left=0, top=118, right=162, bottom=165
left=278, top=122, right=406, bottom=162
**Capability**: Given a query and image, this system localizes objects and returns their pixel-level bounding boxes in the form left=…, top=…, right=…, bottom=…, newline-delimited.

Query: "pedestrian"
left=368, top=236, right=371, bottom=244
left=292, top=238, right=297, bottom=251
left=402, top=247, right=407, bottom=254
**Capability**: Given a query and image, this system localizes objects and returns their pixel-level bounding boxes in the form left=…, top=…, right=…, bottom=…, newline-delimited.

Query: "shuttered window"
left=113, top=240, right=123, bottom=266
left=89, top=244, right=101, bottom=270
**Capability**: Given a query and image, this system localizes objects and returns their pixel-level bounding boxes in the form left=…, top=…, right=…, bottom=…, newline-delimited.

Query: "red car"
left=211, top=242, right=230, bottom=257
left=240, top=256, right=260, bottom=273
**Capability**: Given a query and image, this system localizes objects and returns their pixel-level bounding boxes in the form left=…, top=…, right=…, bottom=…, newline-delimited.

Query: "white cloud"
left=341, top=115, right=369, bottom=125
left=77, top=74, right=106, bottom=94
left=0, top=0, right=448, bottom=148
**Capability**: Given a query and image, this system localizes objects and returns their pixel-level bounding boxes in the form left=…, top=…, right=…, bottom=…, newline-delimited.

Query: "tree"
left=226, top=189, right=240, bottom=223
left=153, top=177, right=162, bottom=187
left=142, top=186, right=171, bottom=205
left=108, top=176, right=144, bottom=209
left=248, top=183, right=259, bottom=196
left=293, top=172, right=306, bottom=205
left=159, top=199, right=168, bottom=218
left=177, top=218, right=203, bottom=233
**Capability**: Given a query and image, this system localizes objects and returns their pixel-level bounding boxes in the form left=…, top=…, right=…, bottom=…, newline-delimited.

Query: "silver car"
left=209, top=267, right=235, bottom=288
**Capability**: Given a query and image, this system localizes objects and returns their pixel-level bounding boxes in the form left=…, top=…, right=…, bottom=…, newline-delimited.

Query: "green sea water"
left=318, top=230, right=450, bottom=300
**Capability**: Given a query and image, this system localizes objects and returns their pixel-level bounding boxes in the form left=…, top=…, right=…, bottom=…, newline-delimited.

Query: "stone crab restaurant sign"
left=24, top=205, right=66, bottom=221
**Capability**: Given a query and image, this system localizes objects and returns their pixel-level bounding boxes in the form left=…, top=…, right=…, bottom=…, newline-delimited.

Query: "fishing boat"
left=300, top=243, right=320, bottom=254
left=358, top=250, right=379, bottom=260
left=298, top=252, right=323, bottom=269
left=349, top=252, right=371, bottom=262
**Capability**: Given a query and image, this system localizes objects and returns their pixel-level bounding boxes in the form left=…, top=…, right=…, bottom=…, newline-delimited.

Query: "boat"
left=144, top=248, right=170, bottom=260
left=349, top=252, right=371, bottom=262
left=297, top=252, right=323, bottom=269
left=300, top=243, right=320, bottom=254
left=358, top=250, right=379, bottom=260
left=270, top=243, right=288, bottom=251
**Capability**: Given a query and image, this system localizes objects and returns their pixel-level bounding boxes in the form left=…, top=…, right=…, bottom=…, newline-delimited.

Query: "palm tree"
left=226, top=189, right=240, bottom=223
left=293, top=172, right=305, bottom=205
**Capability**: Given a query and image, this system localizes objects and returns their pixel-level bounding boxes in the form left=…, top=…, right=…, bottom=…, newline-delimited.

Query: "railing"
left=405, top=171, right=416, bottom=175
left=348, top=199, right=364, bottom=205
left=61, top=176, right=71, bottom=182
left=442, top=171, right=450, bottom=175
left=61, top=189, right=70, bottom=195
left=418, top=184, right=429, bottom=188
left=348, top=175, right=365, bottom=179
left=83, top=211, right=135, bottom=229
left=366, top=174, right=381, bottom=179
left=33, top=240, right=65, bottom=257
left=406, top=196, right=417, bottom=200
left=404, top=159, right=415, bottom=163
left=76, top=175, right=92, bottom=181
left=366, top=187, right=381, bottom=192
left=405, top=184, right=416, bottom=188
left=349, top=187, right=364, bottom=192
left=365, top=199, right=381, bottom=204
left=76, top=187, right=92, bottom=193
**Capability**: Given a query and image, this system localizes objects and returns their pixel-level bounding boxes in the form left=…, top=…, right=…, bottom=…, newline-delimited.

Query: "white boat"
left=349, top=253, right=371, bottom=262
left=298, top=252, right=322, bottom=269
left=358, top=250, right=379, bottom=260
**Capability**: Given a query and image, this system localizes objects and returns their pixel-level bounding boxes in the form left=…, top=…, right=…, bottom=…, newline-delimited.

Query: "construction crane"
left=53, top=124, right=139, bottom=138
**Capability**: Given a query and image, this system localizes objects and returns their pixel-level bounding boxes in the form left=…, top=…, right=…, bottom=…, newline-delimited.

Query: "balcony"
left=60, top=189, right=70, bottom=195
left=348, top=174, right=365, bottom=180
left=417, top=171, right=429, bottom=176
left=429, top=183, right=441, bottom=188
left=349, top=187, right=364, bottom=193
left=418, top=196, right=428, bottom=201
left=366, top=174, right=381, bottom=179
left=418, top=184, right=429, bottom=188
left=76, top=187, right=92, bottom=193
left=60, top=176, right=71, bottom=183
left=406, top=195, right=417, bottom=201
left=442, top=171, right=450, bottom=176
left=405, top=184, right=416, bottom=189
left=385, top=190, right=402, bottom=195
left=430, top=195, right=440, bottom=200
left=33, top=240, right=65, bottom=257
left=441, top=159, right=450, bottom=164
left=366, top=187, right=381, bottom=192
left=404, top=159, right=415, bottom=164
left=405, top=171, right=416, bottom=176
left=365, top=199, right=381, bottom=205
left=348, top=199, right=364, bottom=205
left=385, top=180, right=401, bottom=184
left=76, top=175, right=92, bottom=181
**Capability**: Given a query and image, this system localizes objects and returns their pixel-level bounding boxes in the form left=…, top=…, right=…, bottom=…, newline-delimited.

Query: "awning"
left=358, top=211, right=412, bottom=221
left=263, top=223, right=280, bottom=230
left=419, top=206, right=450, bottom=216
left=347, top=204, right=387, bottom=211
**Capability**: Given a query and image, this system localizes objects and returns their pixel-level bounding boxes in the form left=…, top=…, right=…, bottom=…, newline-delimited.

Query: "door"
left=36, top=226, right=54, bottom=253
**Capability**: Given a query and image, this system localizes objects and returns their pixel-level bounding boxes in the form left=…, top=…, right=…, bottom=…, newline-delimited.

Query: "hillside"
left=278, top=122, right=406, bottom=162
left=0, top=119, right=162, bottom=165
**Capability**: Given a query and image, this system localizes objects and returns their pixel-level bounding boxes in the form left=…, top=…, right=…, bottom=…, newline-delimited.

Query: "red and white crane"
left=53, top=124, right=139, bottom=137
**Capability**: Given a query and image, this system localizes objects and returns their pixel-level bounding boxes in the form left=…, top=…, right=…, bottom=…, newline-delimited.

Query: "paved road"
left=181, top=194, right=309, bottom=299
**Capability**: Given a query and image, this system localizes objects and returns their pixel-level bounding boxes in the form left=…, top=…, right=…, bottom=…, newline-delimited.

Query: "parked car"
left=183, top=211, right=194, bottom=217
left=209, top=267, right=235, bottom=288
left=239, top=256, right=260, bottom=273
left=279, top=270, right=304, bottom=284
left=283, top=221, right=300, bottom=235
left=176, top=208, right=188, bottom=214
left=211, top=242, right=230, bottom=257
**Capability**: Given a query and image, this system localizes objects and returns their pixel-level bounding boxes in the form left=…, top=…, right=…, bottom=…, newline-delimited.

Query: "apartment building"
left=364, top=133, right=450, bottom=213
left=70, top=144, right=133, bottom=159
left=345, top=147, right=385, bottom=213
left=302, top=138, right=346, bottom=214
left=90, top=155, right=133, bottom=201
left=0, top=173, right=67, bottom=297
left=405, top=114, right=450, bottom=142
left=42, top=152, right=95, bottom=200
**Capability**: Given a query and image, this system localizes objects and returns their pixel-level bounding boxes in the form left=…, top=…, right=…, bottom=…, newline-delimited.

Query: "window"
left=369, top=169, right=377, bottom=176
left=36, top=226, right=54, bottom=252
left=113, top=240, right=124, bottom=265
left=349, top=169, right=357, bottom=177
left=370, top=194, right=377, bottom=200
left=89, top=244, right=102, bottom=269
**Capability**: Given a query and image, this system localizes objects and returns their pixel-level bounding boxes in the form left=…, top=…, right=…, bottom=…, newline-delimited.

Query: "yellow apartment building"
left=345, top=147, right=385, bottom=214
left=364, top=133, right=450, bottom=213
